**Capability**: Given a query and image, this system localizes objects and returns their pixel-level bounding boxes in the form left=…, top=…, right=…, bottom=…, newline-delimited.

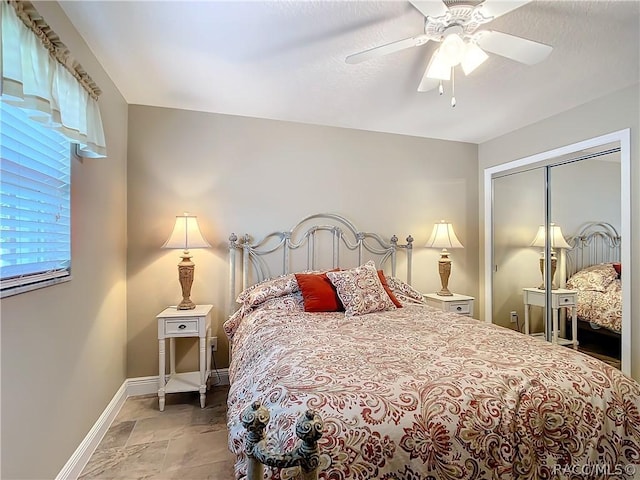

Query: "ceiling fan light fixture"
left=426, top=48, right=451, bottom=80
left=461, top=42, right=489, bottom=75
left=439, top=33, right=465, bottom=66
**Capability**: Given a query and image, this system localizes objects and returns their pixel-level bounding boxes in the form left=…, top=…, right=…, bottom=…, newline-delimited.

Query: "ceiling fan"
left=345, top=0, right=552, bottom=106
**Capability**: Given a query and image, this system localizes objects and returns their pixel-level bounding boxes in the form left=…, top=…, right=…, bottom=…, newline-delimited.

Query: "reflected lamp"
left=530, top=223, right=571, bottom=290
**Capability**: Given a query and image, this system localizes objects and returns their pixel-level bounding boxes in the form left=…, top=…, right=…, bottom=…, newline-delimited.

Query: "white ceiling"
left=59, top=0, right=639, bottom=144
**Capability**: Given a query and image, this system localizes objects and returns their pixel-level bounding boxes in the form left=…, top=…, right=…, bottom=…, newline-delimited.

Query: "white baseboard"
left=55, top=381, right=128, bottom=480
left=55, top=369, right=229, bottom=480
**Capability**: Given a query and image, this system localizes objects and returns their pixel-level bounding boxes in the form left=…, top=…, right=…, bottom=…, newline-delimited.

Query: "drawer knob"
left=178, top=324, right=187, bottom=329
left=457, top=306, right=462, bottom=311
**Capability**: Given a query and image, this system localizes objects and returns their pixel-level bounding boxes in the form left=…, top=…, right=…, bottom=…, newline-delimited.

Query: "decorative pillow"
left=295, top=272, right=344, bottom=312
left=566, top=263, right=618, bottom=292
left=385, top=276, right=424, bottom=303
left=236, top=273, right=299, bottom=307
left=612, top=262, right=622, bottom=278
left=377, top=270, right=402, bottom=308
left=326, top=261, right=396, bottom=316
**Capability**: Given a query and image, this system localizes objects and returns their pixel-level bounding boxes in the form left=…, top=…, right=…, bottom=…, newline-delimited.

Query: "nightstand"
left=157, top=304, right=213, bottom=411
left=522, top=288, right=578, bottom=349
left=424, top=293, right=475, bottom=318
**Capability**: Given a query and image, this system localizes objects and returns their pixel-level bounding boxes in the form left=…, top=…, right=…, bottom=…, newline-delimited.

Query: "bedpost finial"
left=241, top=401, right=270, bottom=439
left=406, top=235, right=414, bottom=248
left=296, top=409, right=324, bottom=445
left=391, top=235, right=398, bottom=245
left=229, top=233, right=238, bottom=245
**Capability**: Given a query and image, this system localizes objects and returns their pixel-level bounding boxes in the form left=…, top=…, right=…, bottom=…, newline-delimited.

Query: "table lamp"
left=425, top=220, right=464, bottom=296
left=530, top=222, right=571, bottom=290
left=162, top=213, right=211, bottom=309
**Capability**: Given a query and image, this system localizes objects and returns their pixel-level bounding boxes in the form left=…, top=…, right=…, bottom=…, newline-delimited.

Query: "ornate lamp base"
left=538, top=255, right=558, bottom=290
left=177, top=252, right=196, bottom=310
left=437, top=252, right=453, bottom=296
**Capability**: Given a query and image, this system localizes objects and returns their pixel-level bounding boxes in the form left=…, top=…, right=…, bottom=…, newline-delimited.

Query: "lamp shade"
left=530, top=223, right=571, bottom=249
left=425, top=221, right=464, bottom=249
left=162, top=213, right=211, bottom=250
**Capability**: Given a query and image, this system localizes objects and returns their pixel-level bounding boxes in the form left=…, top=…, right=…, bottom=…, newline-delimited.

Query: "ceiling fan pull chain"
left=438, top=80, right=444, bottom=95
left=451, top=67, right=456, bottom=107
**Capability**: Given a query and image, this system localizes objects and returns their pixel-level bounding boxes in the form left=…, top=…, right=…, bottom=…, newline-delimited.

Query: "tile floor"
left=79, top=385, right=235, bottom=479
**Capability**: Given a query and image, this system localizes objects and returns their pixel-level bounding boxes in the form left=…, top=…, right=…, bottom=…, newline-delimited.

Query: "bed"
left=564, top=222, right=622, bottom=358
left=224, top=214, right=640, bottom=480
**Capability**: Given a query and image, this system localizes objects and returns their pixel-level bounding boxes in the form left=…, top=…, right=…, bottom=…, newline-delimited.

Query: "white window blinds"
left=0, top=101, right=71, bottom=293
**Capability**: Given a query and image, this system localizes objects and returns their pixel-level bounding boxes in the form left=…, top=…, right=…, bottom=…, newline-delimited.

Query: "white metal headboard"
left=565, top=221, right=621, bottom=278
left=228, top=213, right=414, bottom=314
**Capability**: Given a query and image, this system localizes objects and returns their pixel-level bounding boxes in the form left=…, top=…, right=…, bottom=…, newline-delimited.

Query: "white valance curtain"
left=1, top=0, right=107, bottom=158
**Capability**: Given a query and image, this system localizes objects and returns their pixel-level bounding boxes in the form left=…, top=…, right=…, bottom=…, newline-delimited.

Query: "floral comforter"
left=225, top=301, right=640, bottom=480
left=566, top=264, right=622, bottom=333
left=572, top=279, right=622, bottom=333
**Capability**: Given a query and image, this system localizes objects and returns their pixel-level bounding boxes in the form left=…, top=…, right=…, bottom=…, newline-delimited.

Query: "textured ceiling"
left=60, top=1, right=639, bottom=144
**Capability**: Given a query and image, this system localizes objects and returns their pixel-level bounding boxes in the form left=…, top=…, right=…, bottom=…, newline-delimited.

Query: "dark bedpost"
left=241, top=401, right=270, bottom=480
left=241, top=401, right=324, bottom=480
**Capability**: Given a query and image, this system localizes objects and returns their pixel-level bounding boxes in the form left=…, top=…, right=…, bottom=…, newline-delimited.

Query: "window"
left=0, top=101, right=72, bottom=296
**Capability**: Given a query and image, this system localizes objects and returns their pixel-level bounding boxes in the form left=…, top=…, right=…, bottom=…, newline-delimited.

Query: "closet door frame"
left=483, top=128, right=630, bottom=375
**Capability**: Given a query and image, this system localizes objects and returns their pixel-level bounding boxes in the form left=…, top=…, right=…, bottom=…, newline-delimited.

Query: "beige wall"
left=478, top=84, right=639, bottom=380
left=0, top=2, right=128, bottom=479
left=126, top=105, right=479, bottom=376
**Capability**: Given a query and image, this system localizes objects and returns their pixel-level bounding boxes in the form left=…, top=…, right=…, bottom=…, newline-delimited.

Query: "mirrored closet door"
left=485, top=130, right=630, bottom=375
left=548, top=150, right=622, bottom=369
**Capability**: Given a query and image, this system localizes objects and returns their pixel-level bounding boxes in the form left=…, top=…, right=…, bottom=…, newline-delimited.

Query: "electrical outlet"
left=510, top=311, right=518, bottom=323
left=210, top=336, right=218, bottom=352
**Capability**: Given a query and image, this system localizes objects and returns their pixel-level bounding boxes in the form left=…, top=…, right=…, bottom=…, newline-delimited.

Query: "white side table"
left=157, top=304, right=213, bottom=411
left=424, top=293, right=475, bottom=318
left=522, top=288, right=578, bottom=349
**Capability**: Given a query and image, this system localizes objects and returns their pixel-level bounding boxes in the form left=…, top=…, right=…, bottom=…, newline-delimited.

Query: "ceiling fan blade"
left=409, top=0, right=448, bottom=19
left=476, top=30, right=552, bottom=65
left=478, top=0, right=531, bottom=20
left=345, top=34, right=430, bottom=64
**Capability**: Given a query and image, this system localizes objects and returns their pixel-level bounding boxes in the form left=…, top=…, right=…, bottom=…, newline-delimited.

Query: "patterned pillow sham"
left=225, top=292, right=304, bottom=340
left=326, top=261, right=396, bottom=316
left=235, top=273, right=299, bottom=307
left=385, top=275, right=425, bottom=303
left=567, top=263, right=618, bottom=293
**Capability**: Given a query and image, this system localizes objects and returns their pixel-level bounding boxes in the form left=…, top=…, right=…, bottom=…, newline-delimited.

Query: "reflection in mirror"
left=490, top=142, right=623, bottom=370
left=492, top=168, right=545, bottom=335
left=550, top=151, right=621, bottom=369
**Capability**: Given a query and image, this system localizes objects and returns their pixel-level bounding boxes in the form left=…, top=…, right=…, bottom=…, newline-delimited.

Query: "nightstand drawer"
left=557, top=295, right=575, bottom=306
left=447, top=302, right=471, bottom=315
left=164, top=318, right=199, bottom=335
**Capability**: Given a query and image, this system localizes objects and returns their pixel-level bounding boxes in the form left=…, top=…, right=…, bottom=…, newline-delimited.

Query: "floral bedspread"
left=566, top=264, right=622, bottom=333
left=573, top=279, right=622, bottom=333
left=226, top=303, right=640, bottom=480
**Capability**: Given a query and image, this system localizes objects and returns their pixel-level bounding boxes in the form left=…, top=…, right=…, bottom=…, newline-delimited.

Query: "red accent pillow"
left=295, top=272, right=344, bottom=312
left=612, top=262, right=622, bottom=278
left=377, top=270, right=403, bottom=308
